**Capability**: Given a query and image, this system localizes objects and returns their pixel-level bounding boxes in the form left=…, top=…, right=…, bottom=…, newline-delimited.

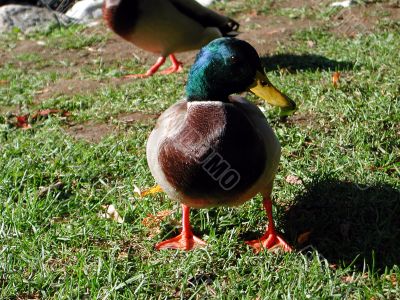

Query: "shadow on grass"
left=260, top=54, right=354, bottom=73
left=282, top=179, right=400, bottom=272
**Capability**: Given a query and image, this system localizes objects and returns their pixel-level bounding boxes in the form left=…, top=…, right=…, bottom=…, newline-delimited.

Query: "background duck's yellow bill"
left=248, top=71, right=297, bottom=116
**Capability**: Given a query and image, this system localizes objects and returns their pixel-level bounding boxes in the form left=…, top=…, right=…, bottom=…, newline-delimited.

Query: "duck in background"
left=146, top=37, right=296, bottom=253
left=102, top=0, right=239, bottom=78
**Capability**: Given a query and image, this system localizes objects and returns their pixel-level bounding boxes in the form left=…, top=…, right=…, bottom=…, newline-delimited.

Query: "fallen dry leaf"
left=297, top=231, right=311, bottom=244
left=134, top=184, right=163, bottom=197
left=329, top=264, right=338, bottom=270
left=35, top=88, right=49, bottom=95
left=142, top=210, right=173, bottom=237
left=341, top=275, right=355, bottom=283
left=332, top=71, right=341, bottom=87
left=31, top=109, right=70, bottom=120
left=16, top=115, right=31, bottom=129
left=117, top=251, right=129, bottom=260
left=16, top=292, right=41, bottom=300
left=142, top=210, right=173, bottom=228
left=99, top=204, right=124, bottom=223
left=285, top=175, right=303, bottom=185
left=11, top=109, right=70, bottom=129
left=38, top=181, right=64, bottom=197
left=385, top=274, right=398, bottom=286
left=0, top=79, right=9, bottom=86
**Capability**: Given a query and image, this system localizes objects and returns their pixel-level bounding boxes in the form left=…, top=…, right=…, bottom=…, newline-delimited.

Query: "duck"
left=146, top=37, right=296, bottom=252
left=102, top=0, right=239, bottom=78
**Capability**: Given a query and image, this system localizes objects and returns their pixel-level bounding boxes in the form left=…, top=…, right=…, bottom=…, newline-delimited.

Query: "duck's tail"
left=220, top=17, right=240, bottom=37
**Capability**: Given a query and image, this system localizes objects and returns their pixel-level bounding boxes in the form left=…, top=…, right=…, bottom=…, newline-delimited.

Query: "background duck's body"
left=147, top=96, right=281, bottom=209
left=103, top=0, right=239, bottom=77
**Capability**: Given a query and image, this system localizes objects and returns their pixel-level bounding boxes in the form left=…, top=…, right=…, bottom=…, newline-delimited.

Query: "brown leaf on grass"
left=142, top=210, right=173, bottom=237
left=142, top=210, right=173, bottom=228
left=16, top=292, right=41, bottom=300
left=31, top=109, right=70, bottom=120
left=16, top=115, right=31, bottom=129
left=332, top=71, right=341, bottom=87
left=0, top=79, right=9, bottom=86
left=99, top=204, right=124, bottom=223
left=329, top=264, right=338, bottom=270
left=341, top=275, right=355, bottom=283
left=307, top=40, right=315, bottom=48
left=35, top=87, right=49, bottom=95
left=285, top=175, right=303, bottom=185
left=134, top=184, right=163, bottom=197
left=11, top=109, right=70, bottom=129
left=385, top=274, right=398, bottom=286
left=117, top=251, right=129, bottom=260
left=50, top=216, right=69, bottom=224
left=297, top=231, right=311, bottom=244
left=38, top=181, right=64, bottom=197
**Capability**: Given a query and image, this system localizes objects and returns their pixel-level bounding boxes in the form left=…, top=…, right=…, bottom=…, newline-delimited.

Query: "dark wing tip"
left=221, top=18, right=240, bottom=37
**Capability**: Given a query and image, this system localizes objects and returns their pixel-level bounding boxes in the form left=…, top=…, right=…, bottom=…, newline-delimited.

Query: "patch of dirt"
left=34, top=76, right=142, bottom=102
left=66, top=111, right=158, bottom=143
left=66, top=121, right=115, bottom=143
left=330, top=3, right=400, bottom=37
left=35, top=79, right=103, bottom=100
left=287, top=112, right=317, bottom=127
left=0, top=104, right=19, bottom=115
left=235, top=15, right=314, bottom=56
left=270, top=0, right=329, bottom=9
left=116, top=111, right=159, bottom=124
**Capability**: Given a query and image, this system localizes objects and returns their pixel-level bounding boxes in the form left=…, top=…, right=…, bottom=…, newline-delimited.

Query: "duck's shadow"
left=282, top=179, right=400, bottom=272
left=260, top=54, right=354, bottom=73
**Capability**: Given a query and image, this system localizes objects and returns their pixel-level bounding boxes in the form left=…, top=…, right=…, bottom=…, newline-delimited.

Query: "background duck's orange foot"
left=246, top=234, right=292, bottom=254
left=155, top=233, right=206, bottom=251
left=159, top=63, right=183, bottom=75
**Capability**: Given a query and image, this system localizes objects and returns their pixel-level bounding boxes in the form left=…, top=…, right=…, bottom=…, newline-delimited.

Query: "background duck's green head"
left=186, top=38, right=296, bottom=114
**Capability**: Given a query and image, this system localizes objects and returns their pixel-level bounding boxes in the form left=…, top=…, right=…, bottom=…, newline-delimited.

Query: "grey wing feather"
left=169, top=0, right=239, bottom=36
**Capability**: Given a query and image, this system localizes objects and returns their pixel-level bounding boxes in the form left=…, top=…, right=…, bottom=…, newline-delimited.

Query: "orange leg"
left=124, top=54, right=183, bottom=79
left=246, top=197, right=292, bottom=253
left=155, top=204, right=206, bottom=251
left=159, top=54, right=183, bottom=75
left=124, top=56, right=167, bottom=79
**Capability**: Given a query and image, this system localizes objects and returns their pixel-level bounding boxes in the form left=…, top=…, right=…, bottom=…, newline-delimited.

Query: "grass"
left=0, top=1, right=399, bottom=299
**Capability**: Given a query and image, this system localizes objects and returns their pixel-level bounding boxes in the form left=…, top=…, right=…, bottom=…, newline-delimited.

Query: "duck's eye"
left=230, top=55, right=238, bottom=63
left=260, top=80, right=268, bottom=86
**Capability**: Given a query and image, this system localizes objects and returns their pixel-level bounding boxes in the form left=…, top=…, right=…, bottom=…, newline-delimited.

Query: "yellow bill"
left=248, top=71, right=297, bottom=116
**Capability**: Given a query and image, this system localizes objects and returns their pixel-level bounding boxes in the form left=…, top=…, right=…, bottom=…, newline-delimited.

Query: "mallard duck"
left=146, top=37, right=295, bottom=252
left=102, top=0, right=239, bottom=78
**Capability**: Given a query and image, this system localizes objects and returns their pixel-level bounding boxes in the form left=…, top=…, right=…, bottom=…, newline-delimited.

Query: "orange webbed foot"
left=155, top=232, right=206, bottom=251
left=246, top=196, right=293, bottom=254
left=159, top=63, right=183, bottom=75
left=245, top=231, right=292, bottom=254
left=155, top=204, right=206, bottom=251
left=159, top=54, right=183, bottom=75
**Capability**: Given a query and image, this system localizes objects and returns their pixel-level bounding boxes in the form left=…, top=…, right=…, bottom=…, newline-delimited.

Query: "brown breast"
left=159, top=102, right=266, bottom=205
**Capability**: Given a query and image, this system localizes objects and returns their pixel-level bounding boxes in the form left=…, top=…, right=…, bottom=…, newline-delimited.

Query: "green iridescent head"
left=186, top=37, right=296, bottom=114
